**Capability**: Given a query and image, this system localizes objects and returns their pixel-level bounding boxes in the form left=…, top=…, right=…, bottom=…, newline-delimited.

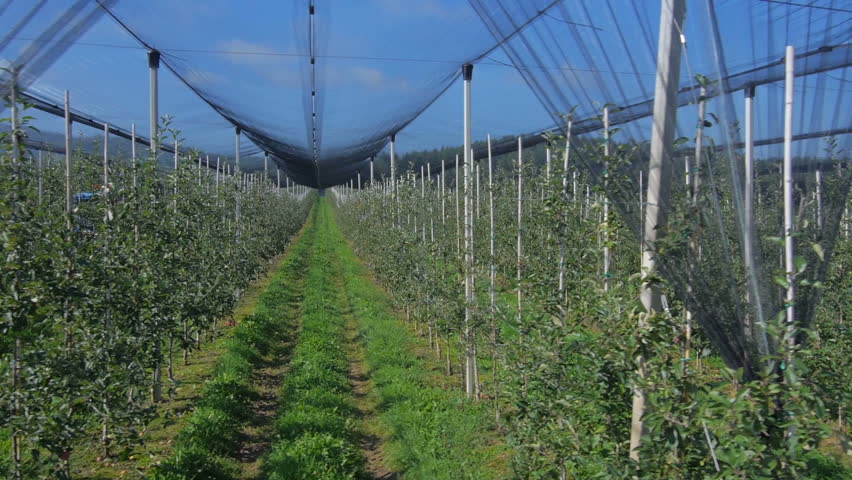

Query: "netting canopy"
left=0, top=0, right=850, bottom=189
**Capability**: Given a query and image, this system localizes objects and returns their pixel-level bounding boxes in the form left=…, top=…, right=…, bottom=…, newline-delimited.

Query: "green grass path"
left=326, top=198, right=511, bottom=480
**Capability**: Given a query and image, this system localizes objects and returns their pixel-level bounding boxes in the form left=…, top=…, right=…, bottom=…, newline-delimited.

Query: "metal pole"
left=632, top=0, right=686, bottom=461
left=390, top=134, right=397, bottom=226
left=694, top=86, right=707, bottom=203
left=370, top=156, right=375, bottom=185
left=815, top=168, right=822, bottom=230
left=559, top=118, right=573, bottom=300
left=37, top=150, right=43, bottom=205
left=442, top=159, right=446, bottom=225
left=235, top=127, right=241, bottom=236
left=744, top=85, right=757, bottom=313
left=103, top=123, right=110, bottom=216
left=11, top=69, right=19, bottom=165
left=148, top=50, right=160, bottom=155
left=428, top=162, right=434, bottom=242
left=783, top=46, right=795, bottom=337
left=488, top=133, right=497, bottom=414
left=456, top=154, right=461, bottom=254
left=65, top=91, right=73, bottom=232
left=517, top=136, right=523, bottom=331
left=462, top=64, right=475, bottom=397
left=131, top=123, right=137, bottom=187
left=603, top=105, right=611, bottom=292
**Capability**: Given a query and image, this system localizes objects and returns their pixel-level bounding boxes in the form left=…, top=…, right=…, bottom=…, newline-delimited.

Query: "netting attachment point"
left=148, top=49, right=161, bottom=69
left=462, top=63, right=474, bottom=81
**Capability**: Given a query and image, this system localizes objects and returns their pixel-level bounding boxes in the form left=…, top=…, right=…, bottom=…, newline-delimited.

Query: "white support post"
left=65, top=91, right=73, bottom=232
left=103, top=123, right=110, bottom=220
left=148, top=50, right=160, bottom=155
left=487, top=134, right=496, bottom=400
left=694, top=86, right=707, bottom=204
left=462, top=64, right=475, bottom=397
left=744, top=85, right=757, bottom=303
left=603, top=105, right=611, bottom=292
left=390, top=134, right=397, bottom=226
left=358, top=170, right=362, bottom=191
left=10, top=69, right=19, bottom=166
left=37, top=150, right=43, bottom=206
left=456, top=154, right=461, bottom=254
left=517, top=136, right=523, bottom=331
left=545, top=147, right=552, bottom=200
left=235, top=127, right=241, bottom=235
left=428, top=162, right=434, bottom=242
left=815, top=168, right=822, bottom=230
left=216, top=157, right=220, bottom=192
left=639, top=169, right=644, bottom=255
left=559, top=117, right=573, bottom=301
left=685, top=156, right=692, bottom=187
left=476, top=161, right=481, bottom=220
left=632, top=0, right=686, bottom=461
left=441, top=159, right=446, bottom=225
left=370, top=156, right=375, bottom=186
left=783, top=46, right=796, bottom=339
left=131, top=123, right=137, bottom=187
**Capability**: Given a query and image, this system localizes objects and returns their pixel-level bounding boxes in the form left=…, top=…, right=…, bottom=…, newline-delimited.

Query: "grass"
left=327, top=199, right=511, bottom=480
left=263, top=201, right=366, bottom=480
left=146, top=212, right=315, bottom=480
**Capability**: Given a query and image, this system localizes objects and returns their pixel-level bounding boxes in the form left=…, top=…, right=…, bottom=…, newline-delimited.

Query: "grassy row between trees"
left=151, top=211, right=315, bottom=480
left=263, top=202, right=366, bottom=479
left=329, top=199, right=511, bottom=480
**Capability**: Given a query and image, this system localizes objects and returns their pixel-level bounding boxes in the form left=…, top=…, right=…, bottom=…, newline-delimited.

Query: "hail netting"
left=76, top=1, right=534, bottom=187
left=470, top=0, right=851, bottom=379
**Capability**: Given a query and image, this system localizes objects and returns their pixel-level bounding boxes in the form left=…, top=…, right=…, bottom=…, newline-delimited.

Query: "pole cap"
left=462, top=63, right=474, bottom=81
left=148, top=50, right=161, bottom=69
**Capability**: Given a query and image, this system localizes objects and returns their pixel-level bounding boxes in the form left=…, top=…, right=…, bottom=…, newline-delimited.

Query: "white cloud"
left=218, top=39, right=289, bottom=66
left=344, top=65, right=411, bottom=91
left=350, top=66, right=384, bottom=89
left=183, top=69, right=229, bottom=87
left=217, top=39, right=302, bottom=88
left=374, top=0, right=454, bottom=20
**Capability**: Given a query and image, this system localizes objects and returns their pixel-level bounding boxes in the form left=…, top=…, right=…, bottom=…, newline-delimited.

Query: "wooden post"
left=632, top=0, right=686, bottom=461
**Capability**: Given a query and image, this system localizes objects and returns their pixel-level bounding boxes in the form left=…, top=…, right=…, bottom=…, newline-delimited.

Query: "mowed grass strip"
left=327, top=199, right=510, bottom=480
left=150, top=209, right=316, bottom=480
left=264, top=202, right=366, bottom=480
